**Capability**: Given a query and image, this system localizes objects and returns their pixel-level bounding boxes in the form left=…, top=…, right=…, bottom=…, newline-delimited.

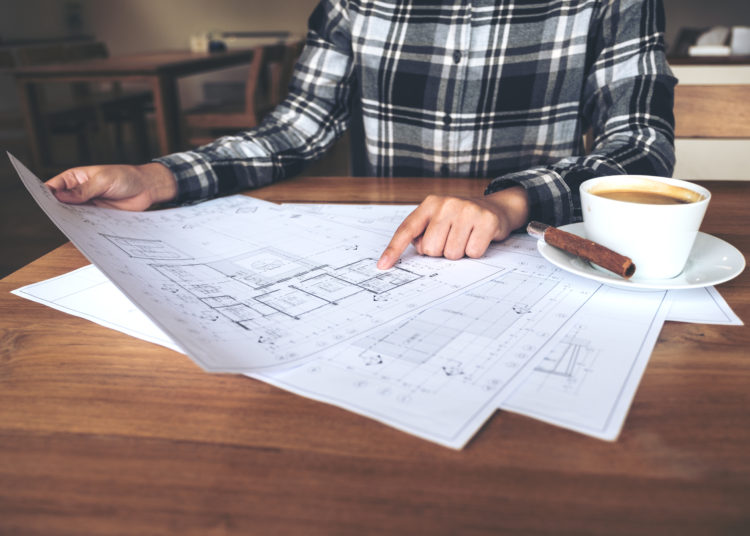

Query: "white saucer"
left=537, top=223, right=746, bottom=290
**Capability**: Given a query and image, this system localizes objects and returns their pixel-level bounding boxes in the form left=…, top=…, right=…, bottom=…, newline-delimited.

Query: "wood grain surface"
left=1, top=178, right=749, bottom=535
left=674, top=85, right=750, bottom=139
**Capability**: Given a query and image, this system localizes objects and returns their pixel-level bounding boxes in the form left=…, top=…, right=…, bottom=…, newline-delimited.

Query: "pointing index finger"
left=377, top=206, right=431, bottom=269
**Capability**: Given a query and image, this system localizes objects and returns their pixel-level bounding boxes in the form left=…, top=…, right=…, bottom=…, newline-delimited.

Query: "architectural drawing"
left=102, top=234, right=192, bottom=261
left=501, top=285, right=669, bottom=439
left=11, top=157, right=508, bottom=373
left=147, top=248, right=421, bottom=325
left=12, top=157, right=679, bottom=447
left=531, top=326, right=598, bottom=395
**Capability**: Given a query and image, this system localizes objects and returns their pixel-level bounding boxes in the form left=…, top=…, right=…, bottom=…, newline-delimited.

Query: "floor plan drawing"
left=10, top=157, right=701, bottom=446
left=148, top=250, right=422, bottom=328
left=12, top=155, right=505, bottom=373
left=102, top=234, right=194, bottom=261
left=10, top=197, right=741, bottom=447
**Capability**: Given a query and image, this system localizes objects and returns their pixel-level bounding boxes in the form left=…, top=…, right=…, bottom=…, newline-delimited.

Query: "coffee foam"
left=588, top=177, right=705, bottom=204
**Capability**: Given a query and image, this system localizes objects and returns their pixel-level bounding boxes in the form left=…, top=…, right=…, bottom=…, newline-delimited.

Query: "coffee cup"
left=579, top=175, right=711, bottom=280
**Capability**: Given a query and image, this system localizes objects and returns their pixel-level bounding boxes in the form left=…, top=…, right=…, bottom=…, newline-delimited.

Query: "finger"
left=465, top=207, right=507, bottom=258
left=46, top=170, right=82, bottom=192
left=418, top=218, right=452, bottom=258
left=411, top=233, right=424, bottom=255
left=464, top=226, right=495, bottom=258
left=443, top=222, right=473, bottom=260
left=45, top=169, right=96, bottom=203
left=377, top=207, right=432, bottom=269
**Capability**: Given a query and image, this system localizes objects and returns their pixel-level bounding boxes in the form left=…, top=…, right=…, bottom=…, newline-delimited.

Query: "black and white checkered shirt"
left=156, top=0, right=676, bottom=226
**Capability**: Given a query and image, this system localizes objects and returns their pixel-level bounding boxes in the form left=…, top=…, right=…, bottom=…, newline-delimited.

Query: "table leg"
left=151, top=74, right=181, bottom=155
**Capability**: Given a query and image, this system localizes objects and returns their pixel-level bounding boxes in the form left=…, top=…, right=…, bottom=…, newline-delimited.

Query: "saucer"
left=537, top=223, right=746, bottom=290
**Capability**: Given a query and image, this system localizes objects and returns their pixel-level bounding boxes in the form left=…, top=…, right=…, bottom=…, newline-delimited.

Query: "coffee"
left=591, top=190, right=690, bottom=205
left=589, top=180, right=705, bottom=205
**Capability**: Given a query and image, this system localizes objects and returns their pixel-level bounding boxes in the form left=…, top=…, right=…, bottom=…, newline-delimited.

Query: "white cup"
left=580, top=175, right=711, bottom=280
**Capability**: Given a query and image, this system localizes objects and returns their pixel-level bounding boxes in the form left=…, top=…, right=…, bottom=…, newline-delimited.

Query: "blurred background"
left=1, top=0, right=749, bottom=278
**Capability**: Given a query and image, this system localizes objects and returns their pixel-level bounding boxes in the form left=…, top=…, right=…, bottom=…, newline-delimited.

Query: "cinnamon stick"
left=527, top=221, right=636, bottom=279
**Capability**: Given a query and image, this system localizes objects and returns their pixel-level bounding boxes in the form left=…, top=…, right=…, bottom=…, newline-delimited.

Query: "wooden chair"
left=183, top=39, right=303, bottom=147
left=673, top=84, right=750, bottom=180
left=16, top=42, right=153, bottom=172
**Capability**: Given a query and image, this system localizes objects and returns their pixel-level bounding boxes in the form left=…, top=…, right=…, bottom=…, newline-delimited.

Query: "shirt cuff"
left=485, top=168, right=575, bottom=226
left=153, top=151, right=219, bottom=205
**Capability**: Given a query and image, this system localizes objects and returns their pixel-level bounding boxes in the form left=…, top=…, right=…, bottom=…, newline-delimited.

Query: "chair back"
left=183, top=38, right=304, bottom=147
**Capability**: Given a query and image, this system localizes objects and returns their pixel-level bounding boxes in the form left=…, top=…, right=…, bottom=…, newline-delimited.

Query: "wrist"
left=484, top=186, right=529, bottom=232
left=138, top=162, right=178, bottom=206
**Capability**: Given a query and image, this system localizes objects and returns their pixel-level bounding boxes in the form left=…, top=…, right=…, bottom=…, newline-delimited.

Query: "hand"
left=376, top=187, right=529, bottom=269
left=45, top=163, right=178, bottom=211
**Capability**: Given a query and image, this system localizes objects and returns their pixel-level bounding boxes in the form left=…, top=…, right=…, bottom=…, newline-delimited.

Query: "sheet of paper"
left=289, top=204, right=416, bottom=237
left=255, top=245, right=610, bottom=447
left=12, top=194, right=742, bottom=447
left=499, top=286, right=670, bottom=440
left=12, top=265, right=183, bottom=353
left=264, top=235, right=673, bottom=445
left=10, top=154, right=504, bottom=373
left=667, top=286, right=743, bottom=325
left=13, top=247, right=676, bottom=447
left=16, top=243, right=651, bottom=447
left=7, top=155, right=602, bottom=446
left=501, top=285, right=742, bottom=439
left=287, top=206, right=743, bottom=439
left=13, top=243, right=614, bottom=447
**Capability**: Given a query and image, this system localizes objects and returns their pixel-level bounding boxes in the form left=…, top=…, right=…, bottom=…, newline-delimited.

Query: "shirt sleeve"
left=154, top=0, right=354, bottom=204
left=484, top=0, right=677, bottom=226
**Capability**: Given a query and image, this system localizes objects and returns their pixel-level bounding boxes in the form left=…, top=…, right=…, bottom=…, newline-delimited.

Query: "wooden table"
left=1, top=177, right=749, bottom=535
left=13, top=49, right=256, bottom=171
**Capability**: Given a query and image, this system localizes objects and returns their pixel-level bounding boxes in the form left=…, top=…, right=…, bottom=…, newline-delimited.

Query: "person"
left=45, top=0, right=676, bottom=270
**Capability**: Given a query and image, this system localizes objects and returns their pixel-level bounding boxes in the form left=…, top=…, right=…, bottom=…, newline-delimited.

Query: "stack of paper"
left=8, top=155, right=742, bottom=448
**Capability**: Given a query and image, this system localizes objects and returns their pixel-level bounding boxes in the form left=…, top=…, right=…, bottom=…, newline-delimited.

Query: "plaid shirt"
left=156, top=0, right=676, bottom=226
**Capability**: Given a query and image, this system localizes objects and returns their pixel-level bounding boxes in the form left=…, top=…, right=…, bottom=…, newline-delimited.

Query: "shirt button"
left=443, top=114, right=452, bottom=125
left=453, top=50, right=462, bottom=63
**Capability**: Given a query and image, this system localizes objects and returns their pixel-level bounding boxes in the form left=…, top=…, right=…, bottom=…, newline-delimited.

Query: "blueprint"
left=11, top=156, right=741, bottom=447
left=12, top=236, right=675, bottom=446
left=16, top=243, right=658, bottom=447
left=255, top=252, right=608, bottom=446
left=15, top=237, right=741, bottom=445
left=10, top=154, right=503, bottom=372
